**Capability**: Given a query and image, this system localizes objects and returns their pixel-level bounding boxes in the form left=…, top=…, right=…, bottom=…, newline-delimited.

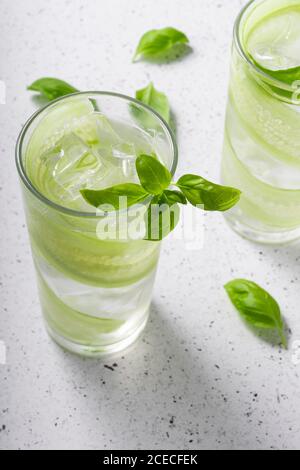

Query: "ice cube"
left=40, top=133, right=115, bottom=205
left=72, top=113, right=122, bottom=148
left=51, top=133, right=101, bottom=195
left=112, top=142, right=136, bottom=159
left=40, top=144, right=64, bottom=173
left=95, top=113, right=122, bottom=147
left=72, top=113, right=102, bottom=146
left=111, top=142, right=137, bottom=179
left=248, top=10, right=300, bottom=70
left=38, top=114, right=142, bottom=209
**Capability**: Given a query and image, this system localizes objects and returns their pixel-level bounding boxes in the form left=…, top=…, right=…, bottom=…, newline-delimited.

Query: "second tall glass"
left=222, top=0, right=300, bottom=244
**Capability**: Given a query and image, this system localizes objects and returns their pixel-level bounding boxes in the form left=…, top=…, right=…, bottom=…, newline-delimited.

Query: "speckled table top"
left=0, top=0, right=300, bottom=451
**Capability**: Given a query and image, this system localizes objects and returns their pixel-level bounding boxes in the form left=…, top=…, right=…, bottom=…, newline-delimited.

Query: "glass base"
left=224, top=212, right=300, bottom=245
left=45, top=315, right=148, bottom=358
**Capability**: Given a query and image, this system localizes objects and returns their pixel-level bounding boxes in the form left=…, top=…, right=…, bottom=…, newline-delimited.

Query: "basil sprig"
left=81, top=154, right=241, bottom=241
left=225, top=279, right=287, bottom=348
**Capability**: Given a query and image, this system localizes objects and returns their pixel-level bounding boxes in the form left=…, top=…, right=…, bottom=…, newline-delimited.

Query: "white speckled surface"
left=1, top=0, right=300, bottom=451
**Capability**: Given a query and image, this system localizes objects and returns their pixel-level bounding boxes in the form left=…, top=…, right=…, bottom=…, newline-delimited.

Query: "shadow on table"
left=50, top=302, right=263, bottom=449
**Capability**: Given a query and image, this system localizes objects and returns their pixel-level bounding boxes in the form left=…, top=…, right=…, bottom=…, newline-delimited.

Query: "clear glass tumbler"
left=222, top=0, right=300, bottom=244
left=16, top=92, right=178, bottom=356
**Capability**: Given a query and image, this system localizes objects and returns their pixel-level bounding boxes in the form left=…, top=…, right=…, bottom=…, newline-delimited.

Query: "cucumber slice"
left=27, top=201, right=160, bottom=288
left=230, top=57, right=300, bottom=164
left=37, top=273, right=124, bottom=344
left=222, top=131, right=300, bottom=228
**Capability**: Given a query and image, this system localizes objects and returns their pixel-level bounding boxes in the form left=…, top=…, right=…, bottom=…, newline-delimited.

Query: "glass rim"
left=16, top=90, right=179, bottom=218
left=234, top=0, right=298, bottom=93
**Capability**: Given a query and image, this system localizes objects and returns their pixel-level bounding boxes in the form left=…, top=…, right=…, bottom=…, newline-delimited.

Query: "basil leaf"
left=144, top=195, right=180, bottom=241
left=251, top=57, right=300, bottom=86
left=262, top=65, right=300, bottom=86
left=176, top=174, right=241, bottom=211
left=28, top=78, right=78, bottom=101
left=136, top=154, right=172, bottom=195
left=133, top=27, right=189, bottom=62
left=225, top=279, right=287, bottom=348
left=80, top=183, right=149, bottom=209
left=136, top=82, right=170, bottom=124
left=162, top=189, right=187, bottom=205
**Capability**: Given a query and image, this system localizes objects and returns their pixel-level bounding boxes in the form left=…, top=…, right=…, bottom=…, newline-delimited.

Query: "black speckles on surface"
left=169, top=416, right=175, bottom=427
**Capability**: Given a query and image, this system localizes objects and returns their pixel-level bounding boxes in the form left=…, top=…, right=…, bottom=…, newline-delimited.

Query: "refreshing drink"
left=16, top=92, right=177, bottom=356
left=222, top=0, right=300, bottom=243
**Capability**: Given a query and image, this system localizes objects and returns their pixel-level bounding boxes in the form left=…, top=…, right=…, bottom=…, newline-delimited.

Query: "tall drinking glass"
left=222, top=0, right=300, bottom=243
left=16, top=92, right=177, bottom=356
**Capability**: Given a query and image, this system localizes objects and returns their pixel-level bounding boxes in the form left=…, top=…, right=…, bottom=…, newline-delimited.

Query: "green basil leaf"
left=144, top=195, right=180, bottom=241
left=162, top=189, right=187, bottom=205
left=28, top=78, right=79, bottom=101
left=133, top=27, right=189, bottom=62
left=176, top=174, right=241, bottom=211
left=225, top=279, right=287, bottom=348
left=136, top=154, right=172, bottom=195
left=136, top=82, right=170, bottom=124
left=262, top=65, right=300, bottom=86
left=251, top=56, right=300, bottom=86
left=80, top=183, right=149, bottom=210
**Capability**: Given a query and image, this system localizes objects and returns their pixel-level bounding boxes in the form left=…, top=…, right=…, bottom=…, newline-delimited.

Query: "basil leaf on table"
left=28, top=78, right=79, bottom=101
left=133, top=27, right=189, bottom=62
left=136, top=82, right=170, bottom=124
left=225, top=279, right=287, bottom=348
